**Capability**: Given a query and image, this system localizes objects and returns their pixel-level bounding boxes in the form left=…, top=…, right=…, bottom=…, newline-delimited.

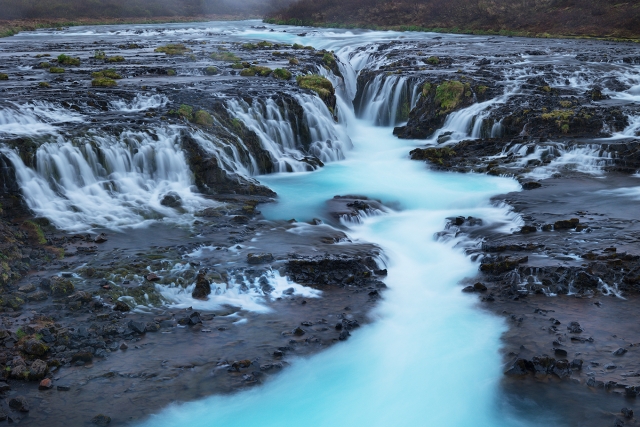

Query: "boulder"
left=247, top=253, right=274, bottom=265
left=8, top=396, right=29, bottom=412
left=22, top=339, right=48, bottom=357
left=29, top=359, right=48, bottom=380
left=191, top=271, right=211, bottom=300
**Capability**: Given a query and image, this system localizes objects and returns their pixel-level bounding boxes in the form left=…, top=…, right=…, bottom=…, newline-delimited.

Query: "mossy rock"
left=92, top=77, right=117, bottom=87
left=240, top=66, right=272, bottom=77
left=22, top=221, right=46, bottom=245
left=292, top=43, right=304, bottom=49
left=106, top=56, right=125, bottom=63
left=177, top=104, right=193, bottom=120
left=231, top=62, right=244, bottom=69
left=155, top=44, right=191, bottom=55
left=210, top=51, right=240, bottom=61
left=194, top=110, right=213, bottom=126
left=272, top=68, right=292, bottom=80
left=38, top=81, right=50, bottom=88
left=242, top=43, right=258, bottom=49
left=49, top=67, right=64, bottom=73
left=57, top=54, right=80, bottom=66
left=289, top=57, right=299, bottom=65
left=203, top=66, right=218, bottom=75
left=38, top=62, right=51, bottom=68
left=435, top=81, right=465, bottom=112
left=322, top=52, right=336, bottom=67
left=0, top=72, right=9, bottom=80
left=426, top=56, right=440, bottom=65
left=297, top=74, right=334, bottom=100
left=94, top=50, right=106, bottom=59
left=257, top=41, right=273, bottom=48
left=50, top=277, right=75, bottom=297
left=22, top=339, right=48, bottom=357
left=92, top=69, right=122, bottom=79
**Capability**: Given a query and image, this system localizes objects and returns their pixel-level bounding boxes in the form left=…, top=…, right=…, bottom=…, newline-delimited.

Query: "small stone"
left=614, top=348, right=628, bottom=356
left=247, top=253, right=274, bottom=264
left=39, top=378, right=53, bottom=390
left=119, top=342, right=128, bottom=350
left=113, top=300, right=130, bottom=312
left=553, top=348, right=568, bottom=357
left=622, top=407, right=634, bottom=419
left=29, top=359, right=48, bottom=380
left=146, top=273, right=160, bottom=282
left=8, top=396, right=29, bottom=412
left=57, top=384, right=71, bottom=391
left=567, top=321, right=583, bottom=333
left=473, top=282, right=487, bottom=291
left=338, top=330, right=350, bottom=341
left=293, top=327, right=305, bottom=336
left=128, top=320, right=146, bottom=334
left=17, top=283, right=36, bottom=293
left=94, top=233, right=108, bottom=243
left=22, top=339, right=48, bottom=356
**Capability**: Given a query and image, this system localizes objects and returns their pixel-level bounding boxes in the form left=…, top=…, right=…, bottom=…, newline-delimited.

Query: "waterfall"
left=225, top=94, right=351, bottom=173
left=0, top=127, right=214, bottom=232
left=355, top=74, right=420, bottom=126
left=0, top=101, right=84, bottom=136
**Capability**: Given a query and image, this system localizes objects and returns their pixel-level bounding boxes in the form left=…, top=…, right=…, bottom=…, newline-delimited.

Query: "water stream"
left=128, top=25, right=556, bottom=427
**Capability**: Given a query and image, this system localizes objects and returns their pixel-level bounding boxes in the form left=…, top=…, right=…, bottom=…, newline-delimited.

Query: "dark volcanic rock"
left=191, top=271, right=211, bottom=300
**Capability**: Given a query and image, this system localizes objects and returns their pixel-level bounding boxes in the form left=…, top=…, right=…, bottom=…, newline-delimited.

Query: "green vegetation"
left=426, top=56, right=439, bottom=65
left=231, top=62, right=244, bottom=69
left=155, top=43, right=191, bottom=55
left=435, top=81, right=465, bottom=112
left=297, top=74, right=334, bottom=100
left=167, top=69, right=176, bottom=76
left=16, top=328, right=26, bottom=340
left=177, top=104, right=193, bottom=120
left=107, top=55, right=125, bottom=63
left=38, top=81, right=50, bottom=87
left=292, top=43, right=304, bottom=49
left=203, top=66, right=218, bottom=75
left=92, top=69, right=122, bottom=79
left=322, top=52, right=336, bottom=67
left=0, top=73, right=8, bottom=80
left=91, top=77, right=117, bottom=87
left=22, top=221, right=46, bottom=244
left=242, top=43, right=258, bottom=49
left=476, top=85, right=488, bottom=95
left=38, top=62, right=51, bottom=68
left=240, top=66, right=273, bottom=77
left=210, top=51, right=240, bottom=61
left=422, top=82, right=432, bottom=97
left=289, top=57, right=299, bottom=65
left=257, top=41, right=273, bottom=48
left=35, top=53, right=50, bottom=58
left=559, top=100, right=573, bottom=108
left=194, top=110, right=214, bottom=126
left=541, top=109, right=574, bottom=133
left=94, top=50, right=106, bottom=59
left=57, top=54, right=80, bottom=65
left=48, top=66, right=64, bottom=73
left=272, top=68, right=292, bottom=80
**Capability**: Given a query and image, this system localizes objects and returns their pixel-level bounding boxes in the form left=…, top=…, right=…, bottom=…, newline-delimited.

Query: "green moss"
left=23, top=221, right=46, bottom=244
left=289, top=57, right=299, bottom=65
left=540, top=85, right=552, bottom=92
left=297, top=74, right=334, bottom=100
left=38, top=62, right=51, bottom=68
left=422, top=82, right=432, bottom=96
left=426, top=56, right=439, bottom=65
left=322, top=52, right=336, bottom=67
left=92, top=69, right=122, bottom=79
left=242, top=43, right=258, bottom=49
left=435, top=81, right=465, bottom=112
left=167, top=69, right=176, bottom=76
left=272, top=68, right=292, bottom=80
left=477, top=85, right=488, bottom=95
left=91, top=77, right=117, bottom=87
left=155, top=43, right=191, bottom=55
left=16, top=328, right=26, bottom=340
left=559, top=100, right=573, bottom=108
left=292, top=43, right=304, bottom=49
left=231, top=62, right=244, bottom=69
left=210, top=51, right=240, bottom=61
left=35, top=54, right=50, bottom=58
left=107, top=55, right=125, bottom=63
left=177, top=104, right=193, bottom=120
left=38, top=81, right=50, bottom=88
left=541, top=109, right=574, bottom=121
left=194, top=110, right=213, bottom=126
left=0, top=73, right=7, bottom=80
left=230, top=118, right=242, bottom=130
left=240, top=66, right=272, bottom=77
left=57, top=54, right=80, bottom=65
left=257, top=41, right=273, bottom=48
left=49, top=67, right=64, bottom=73
left=203, top=66, right=218, bottom=75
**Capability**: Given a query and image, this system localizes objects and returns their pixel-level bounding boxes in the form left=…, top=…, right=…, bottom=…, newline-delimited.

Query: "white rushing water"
left=134, top=23, right=563, bottom=427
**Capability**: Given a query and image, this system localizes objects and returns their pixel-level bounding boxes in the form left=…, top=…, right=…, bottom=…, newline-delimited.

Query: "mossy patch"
left=426, top=56, right=440, bottom=65
left=106, top=55, right=125, bottom=63
left=22, top=221, right=46, bottom=245
left=272, top=68, right=292, bottom=80
left=410, top=146, right=456, bottom=166
left=167, top=69, right=176, bottom=76
left=203, top=66, right=218, bottom=75
left=92, top=69, right=121, bottom=79
left=435, top=81, right=465, bottom=112
left=91, top=77, right=117, bottom=87
left=289, top=57, right=299, bottom=65
left=38, top=62, right=51, bottom=68
left=240, top=66, right=272, bottom=77
left=49, top=67, right=64, bottom=73
left=177, top=104, right=193, bottom=120
left=38, top=82, right=50, bottom=88
left=257, top=41, right=273, bottom=48
left=297, top=74, right=334, bottom=100
left=155, top=43, right=191, bottom=55
left=194, top=110, right=213, bottom=126
left=231, top=62, right=244, bottom=69
left=210, top=51, right=239, bottom=61
left=94, top=50, right=106, bottom=59
left=57, top=54, right=80, bottom=66
left=0, top=73, right=7, bottom=80
left=322, top=52, right=336, bottom=67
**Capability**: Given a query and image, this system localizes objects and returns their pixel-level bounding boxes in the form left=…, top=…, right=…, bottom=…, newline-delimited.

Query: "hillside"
left=267, top=0, right=640, bottom=39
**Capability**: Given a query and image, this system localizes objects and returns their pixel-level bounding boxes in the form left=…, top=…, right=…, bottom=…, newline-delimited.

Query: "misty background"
left=0, top=0, right=298, bottom=20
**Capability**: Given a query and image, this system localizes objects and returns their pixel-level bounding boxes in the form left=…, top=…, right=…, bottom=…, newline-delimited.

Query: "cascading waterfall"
left=225, top=94, right=351, bottom=172
left=355, top=74, right=421, bottom=126
left=1, top=127, right=213, bottom=232
left=0, top=101, right=84, bottom=136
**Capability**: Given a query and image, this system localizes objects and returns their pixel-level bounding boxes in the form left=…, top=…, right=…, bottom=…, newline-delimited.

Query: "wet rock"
left=338, top=330, right=350, bottom=341
left=614, top=348, right=628, bottom=356
left=145, top=273, right=160, bottom=282
left=91, top=414, right=111, bottom=426
left=27, top=290, right=48, bottom=301
left=570, top=359, right=583, bottom=370
left=232, top=215, right=249, bottom=224
left=119, top=342, right=128, bottom=350
left=554, top=218, right=580, bottom=230
left=17, top=283, right=35, bottom=293
left=506, top=358, right=533, bottom=375
left=160, top=192, right=182, bottom=208
left=293, top=327, right=305, bottom=336
left=567, top=321, right=583, bottom=333
left=521, top=181, right=542, bottom=190
left=247, top=253, right=274, bottom=264
left=39, top=378, right=53, bottom=390
left=553, top=348, right=568, bottom=357
left=94, top=233, right=108, bottom=243
left=29, top=359, right=48, bottom=380
left=50, top=276, right=75, bottom=296
left=191, top=271, right=211, bottom=300
left=626, top=386, right=638, bottom=398
left=128, top=320, right=146, bottom=334
left=473, top=282, right=487, bottom=291
left=113, top=300, right=131, bottom=312
left=56, top=384, right=70, bottom=391
left=8, top=396, right=29, bottom=412
left=188, top=312, right=202, bottom=325
left=145, top=322, right=160, bottom=333
left=22, top=339, right=48, bottom=357
left=71, top=352, right=93, bottom=364
left=622, top=408, right=634, bottom=419
left=520, top=225, right=537, bottom=234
